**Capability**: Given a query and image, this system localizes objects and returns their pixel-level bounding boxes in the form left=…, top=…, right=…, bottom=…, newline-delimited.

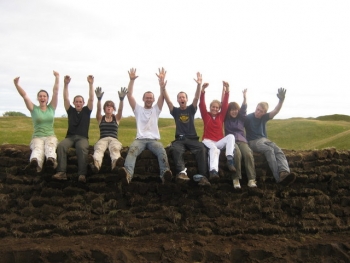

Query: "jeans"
left=171, top=138, right=208, bottom=177
left=124, top=139, right=170, bottom=178
left=248, top=137, right=290, bottom=182
left=57, top=135, right=89, bottom=175
left=93, top=137, right=122, bottom=165
left=202, top=134, right=235, bottom=172
left=30, top=136, right=58, bottom=170
left=234, top=142, right=256, bottom=180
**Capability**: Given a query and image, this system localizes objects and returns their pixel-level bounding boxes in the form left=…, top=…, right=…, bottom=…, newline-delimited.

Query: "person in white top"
left=119, top=68, right=172, bottom=185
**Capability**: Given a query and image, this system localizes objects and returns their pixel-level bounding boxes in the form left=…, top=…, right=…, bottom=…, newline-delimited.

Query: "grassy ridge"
left=1, top=115, right=350, bottom=150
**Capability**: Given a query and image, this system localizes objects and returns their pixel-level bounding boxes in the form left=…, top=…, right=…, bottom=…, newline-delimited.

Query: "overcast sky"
left=1, top=0, right=349, bottom=119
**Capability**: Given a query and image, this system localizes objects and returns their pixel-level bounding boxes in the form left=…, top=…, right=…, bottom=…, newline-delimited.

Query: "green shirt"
left=31, top=104, right=55, bottom=138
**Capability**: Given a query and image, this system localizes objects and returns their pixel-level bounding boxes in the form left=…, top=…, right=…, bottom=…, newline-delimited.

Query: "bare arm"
left=242, top=89, right=247, bottom=105
left=156, top=67, right=166, bottom=110
left=192, top=72, right=202, bottom=108
left=13, top=76, right=34, bottom=112
left=116, top=87, right=128, bottom=123
left=63, top=75, right=71, bottom=111
left=95, top=87, right=104, bottom=124
left=87, top=75, right=94, bottom=110
left=161, top=83, right=173, bottom=113
left=49, top=70, right=60, bottom=110
left=269, top=87, right=286, bottom=118
left=126, top=68, right=138, bottom=111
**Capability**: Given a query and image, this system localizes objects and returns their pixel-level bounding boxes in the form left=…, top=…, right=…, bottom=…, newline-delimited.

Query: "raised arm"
left=161, top=79, right=173, bottom=113
left=242, top=88, right=247, bottom=106
left=192, top=72, right=202, bottom=108
left=127, top=68, right=138, bottom=111
left=116, top=87, right=128, bottom=123
left=49, top=70, right=60, bottom=110
left=199, top=83, right=209, bottom=116
left=63, top=75, right=71, bottom=111
left=221, top=81, right=230, bottom=114
left=13, top=76, right=34, bottom=112
left=156, top=67, right=166, bottom=110
left=87, top=75, right=94, bottom=110
left=269, top=87, right=286, bottom=119
left=95, top=87, right=104, bottom=123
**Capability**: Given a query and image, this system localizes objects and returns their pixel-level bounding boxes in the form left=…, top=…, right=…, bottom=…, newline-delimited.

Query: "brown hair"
left=103, top=100, right=116, bottom=112
left=73, top=95, right=85, bottom=103
left=225, top=102, right=240, bottom=120
left=37, top=90, right=49, bottom=103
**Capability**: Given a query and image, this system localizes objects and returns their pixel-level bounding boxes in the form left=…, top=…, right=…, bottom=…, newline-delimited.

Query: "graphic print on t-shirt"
left=179, top=113, right=190, bottom=123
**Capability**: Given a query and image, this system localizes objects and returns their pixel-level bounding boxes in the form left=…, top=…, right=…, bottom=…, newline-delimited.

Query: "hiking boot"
left=233, top=179, right=241, bottom=189
left=161, top=170, right=173, bottom=184
left=176, top=168, right=190, bottom=181
left=209, top=170, right=220, bottom=181
left=52, top=172, right=67, bottom=180
left=119, top=167, right=132, bottom=185
left=46, top=157, right=58, bottom=169
left=198, top=177, right=211, bottom=186
left=248, top=179, right=257, bottom=188
left=227, top=159, right=236, bottom=172
left=279, top=171, right=296, bottom=186
left=78, top=175, right=86, bottom=183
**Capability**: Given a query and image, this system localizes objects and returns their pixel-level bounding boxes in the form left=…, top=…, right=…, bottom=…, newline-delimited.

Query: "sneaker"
left=78, top=175, right=86, bottom=183
left=198, top=177, right=211, bottom=186
left=46, top=157, right=58, bottom=169
left=176, top=168, right=190, bottom=181
left=233, top=179, right=241, bottom=189
left=209, top=170, right=220, bottom=181
left=279, top=171, right=296, bottom=186
left=227, top=159, right=236, bottom=172
left=119, top=167, right=132, bottom=185
left=161, top=170, right=173, bottom=184
left=52, top=172, right=67, bottom=180
left=248, top=179, right=257, bottom=188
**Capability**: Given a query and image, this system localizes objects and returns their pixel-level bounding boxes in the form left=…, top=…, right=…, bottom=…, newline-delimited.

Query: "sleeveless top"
left=99, top=115, right=119, bottom=139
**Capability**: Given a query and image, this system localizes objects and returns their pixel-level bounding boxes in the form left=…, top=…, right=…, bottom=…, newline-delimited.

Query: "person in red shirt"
left=199, top=81, right=236, bottom=181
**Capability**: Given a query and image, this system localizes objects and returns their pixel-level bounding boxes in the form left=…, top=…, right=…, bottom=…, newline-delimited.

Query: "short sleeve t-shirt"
left=134, top=103, right=161, bottom=139
left=244, top=112, right=271, bottom=141
left=170, top=104, right=198, bottom=140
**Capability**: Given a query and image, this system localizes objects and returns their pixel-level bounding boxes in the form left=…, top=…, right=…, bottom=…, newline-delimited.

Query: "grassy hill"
left=1, top=115, right=350, bottom=150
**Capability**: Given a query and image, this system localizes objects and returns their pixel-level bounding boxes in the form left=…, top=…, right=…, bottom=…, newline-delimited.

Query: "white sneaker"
left=233, top=179, right=241, bottom=189
left=248, top=180, right=257, bottom=188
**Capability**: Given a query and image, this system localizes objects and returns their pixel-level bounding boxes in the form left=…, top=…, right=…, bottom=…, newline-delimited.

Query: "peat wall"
left=0, top=144, right=350, bottom=262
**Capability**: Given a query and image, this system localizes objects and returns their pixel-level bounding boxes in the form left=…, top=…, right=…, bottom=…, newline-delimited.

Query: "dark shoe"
left=78, top=175, right=86, bottom=183
left=198, top=177, right=211, bottom=186
left=161, top=170, right=173, bottom=184
left=119, top=167, right=132, bottom=185
left=30, top=158, right=38, bottom=168
left=91, top=159, right=100, bottom=174
left=279, top=171, right=296, bottom=186
left=52, top=172, right=67, bottom=181
left=209, top=170, right=220, bottom=182
left=111, top=159, right=117, bottom=171
left=46, top=157, right=58, bottom=169
left=227, top=159, right=236, bottom=172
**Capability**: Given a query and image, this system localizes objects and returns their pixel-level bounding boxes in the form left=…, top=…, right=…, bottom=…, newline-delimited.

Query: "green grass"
left=1, top=115, right=350, bottom=150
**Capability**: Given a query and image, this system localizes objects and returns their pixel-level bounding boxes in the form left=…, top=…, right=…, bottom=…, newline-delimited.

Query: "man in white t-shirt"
left=119, top=68, right=172, bottom=184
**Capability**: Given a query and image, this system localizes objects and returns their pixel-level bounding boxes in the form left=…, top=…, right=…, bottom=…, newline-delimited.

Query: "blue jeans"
left=56, top=135, right=89, bottom=175
left=124, top=139, right=170, bottom=178
left=248, top=137, right=289, bottom=182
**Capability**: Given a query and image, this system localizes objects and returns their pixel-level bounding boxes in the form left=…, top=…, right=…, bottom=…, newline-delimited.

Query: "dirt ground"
left=1, top=232, right=350, bottom=263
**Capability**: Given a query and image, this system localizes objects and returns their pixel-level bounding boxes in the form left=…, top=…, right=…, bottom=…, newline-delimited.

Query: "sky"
left=1, top=0, right=349, bottom=120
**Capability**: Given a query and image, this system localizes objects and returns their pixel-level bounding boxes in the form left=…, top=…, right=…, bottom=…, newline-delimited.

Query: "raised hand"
left=194, top=72, right=202, bottom=85
left=53, top=70, right=59, bottom=78
left=277, top=87, right=286, bottom=101
left=118, top=87, right=128, bottom=101
left=156, top=67, right=167, bottom=89
left=223, top=81, right=230, bottom=92
left=95, top=87, right=104, bottom=100
left=202, top=83, right=209, bottom=91
left=87, top=75, right=94, bottom=84
left=64, top=75, right=71, bottom=85
left=128, top=68, right=138, bottom=80
left=242, top=88, right=247, bottom=100
left=13, top=77, right=20, bottom=86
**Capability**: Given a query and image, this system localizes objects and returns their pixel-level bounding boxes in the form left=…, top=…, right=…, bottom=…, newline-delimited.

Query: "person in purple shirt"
left=224, top=89, right=257, bottom=189
left=244, top=88, right=295, bottom=186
